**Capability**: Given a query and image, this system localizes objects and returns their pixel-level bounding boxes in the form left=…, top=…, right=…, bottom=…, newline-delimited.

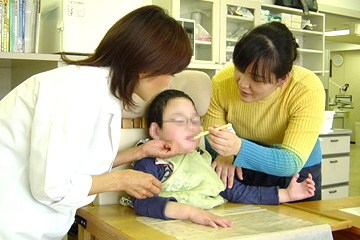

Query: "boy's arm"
left=132, top=157, right=232, bottom=228
left=220, top=176, right=280, bottom=205
left=132, top=157, right=177, bottom=220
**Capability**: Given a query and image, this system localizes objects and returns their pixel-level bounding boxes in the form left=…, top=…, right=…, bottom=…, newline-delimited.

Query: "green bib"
left=158, top=148, right=226, bottom=209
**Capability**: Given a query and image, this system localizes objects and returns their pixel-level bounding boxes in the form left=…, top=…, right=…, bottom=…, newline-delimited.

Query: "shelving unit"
left=153, top=0, right=261, bottom=73
left=0, top=53, right=86, bottom=99
left=0, top=2, right=326, bottom=99
left=221, top=0, right=261, bottom=65
left=261, top=4, right=325, bottom=75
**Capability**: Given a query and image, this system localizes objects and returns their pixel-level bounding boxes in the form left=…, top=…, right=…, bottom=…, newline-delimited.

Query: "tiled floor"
left=349, top=143, right=360, bottom=196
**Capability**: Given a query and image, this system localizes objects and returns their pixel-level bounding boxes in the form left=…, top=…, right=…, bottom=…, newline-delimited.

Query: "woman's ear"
left=149, top=122, right=161, bottom=140
left=277, top=73, right=289, bottom=87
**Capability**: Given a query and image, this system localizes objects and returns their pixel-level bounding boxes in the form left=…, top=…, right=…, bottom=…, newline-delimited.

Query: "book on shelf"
left=0, top=0, right=2, bottom=50
left=0, top=0, right=39, bottom=53
left=1, top=0, right=9, bottom=52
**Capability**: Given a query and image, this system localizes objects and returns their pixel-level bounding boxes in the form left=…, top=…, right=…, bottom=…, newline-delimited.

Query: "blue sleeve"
left=219, top=178, right=279, bottom=205
left=205, top=137, right=302, bottom=177
left=234, top=138, right=302, bottom=177
left=131, top=157, right=177, bottom=220
left=234, top=138, right=322, bottom=176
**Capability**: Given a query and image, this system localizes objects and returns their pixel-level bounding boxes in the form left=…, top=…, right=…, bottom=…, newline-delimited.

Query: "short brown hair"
left=62, top=5, right=192, bottom=109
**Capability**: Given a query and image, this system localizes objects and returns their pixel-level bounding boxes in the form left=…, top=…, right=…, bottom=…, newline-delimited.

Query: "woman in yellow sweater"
left=203, top=22, right=325, bottom=201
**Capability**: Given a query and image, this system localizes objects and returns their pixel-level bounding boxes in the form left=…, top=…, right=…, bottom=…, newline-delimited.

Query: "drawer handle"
left=329, top=190, right=337, bottom=194
left=330, top=160, right=338, bottom=164
left=330, top=139, right=339, bottom=142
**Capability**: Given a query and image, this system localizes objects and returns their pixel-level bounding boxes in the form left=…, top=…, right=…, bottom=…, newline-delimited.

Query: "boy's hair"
left=148, top=89, right=196, bottom=128
left=233, top=21, right=299, bottom=84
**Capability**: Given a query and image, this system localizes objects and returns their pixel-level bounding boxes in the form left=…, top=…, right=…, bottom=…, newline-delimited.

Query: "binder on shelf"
left=0, top=0, right=2, bottom=49
left=24, top=0, right=39, bottom=53
left=1, top=0, right=10, bottom=52
left=0, top=0, right=38, bottom=53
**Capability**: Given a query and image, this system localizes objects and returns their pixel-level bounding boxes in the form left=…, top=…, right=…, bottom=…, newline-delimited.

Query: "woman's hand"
left=90, top=169, right=161, bottom=199
left=206, top=124, right=241, bottom=156
left=139, top=139, right=181, bottom=159
left=113, top=140, right=181, bottom=167
left=211, top=155, right=243, bottom=188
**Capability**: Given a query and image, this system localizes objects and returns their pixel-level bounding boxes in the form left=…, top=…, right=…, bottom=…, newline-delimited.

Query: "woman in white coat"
left=0, top=5, right=192, bottom=240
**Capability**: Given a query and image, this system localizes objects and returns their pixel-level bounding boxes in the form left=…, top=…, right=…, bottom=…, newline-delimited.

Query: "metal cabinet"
left=319, top=129, right=352, bottom=200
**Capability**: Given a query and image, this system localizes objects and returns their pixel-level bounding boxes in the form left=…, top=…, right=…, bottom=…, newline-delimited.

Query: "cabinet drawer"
left=319, top=135, right=350, bottom=155
left=321, top=185, right=349, bottom=200
left=321, top=156, right=350, bottom=186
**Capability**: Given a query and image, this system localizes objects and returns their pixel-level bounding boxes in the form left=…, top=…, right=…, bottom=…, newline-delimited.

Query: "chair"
left=93, top=70, right=211, bottom=205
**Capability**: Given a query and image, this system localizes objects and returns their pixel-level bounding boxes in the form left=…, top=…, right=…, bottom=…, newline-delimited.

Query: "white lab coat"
left=0, top=65, right=122, bottom=239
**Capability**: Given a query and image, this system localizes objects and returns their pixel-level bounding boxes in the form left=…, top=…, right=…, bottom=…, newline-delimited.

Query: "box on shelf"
left=320, top=111, right=335, bottom=134
left=291, top=14, right=302, bottom=23
left=274, top=13, right=292, bottom=28
left=291, top=21, right=302, bottom=29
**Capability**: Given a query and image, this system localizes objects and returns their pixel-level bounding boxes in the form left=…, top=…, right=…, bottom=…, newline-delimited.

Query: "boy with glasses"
left=131, top=89, right=315, bottom=228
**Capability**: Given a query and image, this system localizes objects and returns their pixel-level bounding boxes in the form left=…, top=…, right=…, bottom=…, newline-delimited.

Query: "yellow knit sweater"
left=203, top=64, right=325, bottom=175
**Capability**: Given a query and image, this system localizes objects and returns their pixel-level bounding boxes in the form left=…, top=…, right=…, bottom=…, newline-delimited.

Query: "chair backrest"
left=93, top=70, right=211, bottom=205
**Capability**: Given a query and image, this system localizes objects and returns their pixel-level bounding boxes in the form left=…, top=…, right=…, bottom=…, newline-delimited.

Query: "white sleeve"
left=29, top=92, right=99, bottom=215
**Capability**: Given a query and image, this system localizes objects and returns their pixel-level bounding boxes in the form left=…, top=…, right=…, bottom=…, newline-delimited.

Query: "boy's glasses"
left=163, top=116, right=203, bottom=127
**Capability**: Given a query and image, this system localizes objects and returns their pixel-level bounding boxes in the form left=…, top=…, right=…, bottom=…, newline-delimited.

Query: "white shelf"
left=0, top=52, right=61, bottom=61
left=195, top=40, right=212, bottom=45
left=298, top=48, right=323, bottom=54
left=0, top=52, right=87, bottom=67
left=227, top=15, right=254, bottom=22
left=291, top=29, right=323, bottom=36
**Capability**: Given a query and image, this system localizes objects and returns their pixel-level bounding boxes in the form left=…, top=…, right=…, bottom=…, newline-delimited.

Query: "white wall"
left=326, top=42, right=360, bottom=52
left=317, top=0, right=360, bottom=18
left=329, top=51, right=360, bottom=141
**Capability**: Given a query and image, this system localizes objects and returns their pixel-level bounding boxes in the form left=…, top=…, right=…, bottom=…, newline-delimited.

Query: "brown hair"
left=61, top=5, right=192, bottom=109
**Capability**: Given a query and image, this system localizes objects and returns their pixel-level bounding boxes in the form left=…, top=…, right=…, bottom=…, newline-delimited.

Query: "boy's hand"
left=165, top=202, right=233, bottom=228
left=188, top=207, right=233, bottom=228
left=279, top=173, right=315, bottom=203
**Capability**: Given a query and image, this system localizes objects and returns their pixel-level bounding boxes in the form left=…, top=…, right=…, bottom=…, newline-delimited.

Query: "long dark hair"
left=233, top=21, right=299, bottom=83
left=61, top=5, right=192, bottom=109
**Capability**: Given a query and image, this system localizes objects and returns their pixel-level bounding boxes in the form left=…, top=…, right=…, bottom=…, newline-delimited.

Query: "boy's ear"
left=277, top=73, right=289, bottom=87
left=149, top=122, right=161, bottom=140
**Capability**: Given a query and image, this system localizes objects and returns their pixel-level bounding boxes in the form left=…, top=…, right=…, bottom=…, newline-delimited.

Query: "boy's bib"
left=158, top=149, right=226, bottom=209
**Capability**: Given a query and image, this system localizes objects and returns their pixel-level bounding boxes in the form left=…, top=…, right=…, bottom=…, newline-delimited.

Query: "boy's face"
left=150, top=97, right=202, bottom=154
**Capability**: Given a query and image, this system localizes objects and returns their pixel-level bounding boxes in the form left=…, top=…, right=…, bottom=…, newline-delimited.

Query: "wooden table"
left=292, top=196, right=360, bottom=239
left=75, top=197, right=360, bottom=240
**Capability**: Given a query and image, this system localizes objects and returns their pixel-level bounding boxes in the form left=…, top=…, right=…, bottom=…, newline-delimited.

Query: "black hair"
left=147, top=89, right=195, bottom=128
left=233, top=21, right=299, bottom=83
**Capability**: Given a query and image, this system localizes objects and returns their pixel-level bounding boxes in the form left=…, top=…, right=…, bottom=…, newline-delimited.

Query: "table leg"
left=78, top=224, right=95, bottom=240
